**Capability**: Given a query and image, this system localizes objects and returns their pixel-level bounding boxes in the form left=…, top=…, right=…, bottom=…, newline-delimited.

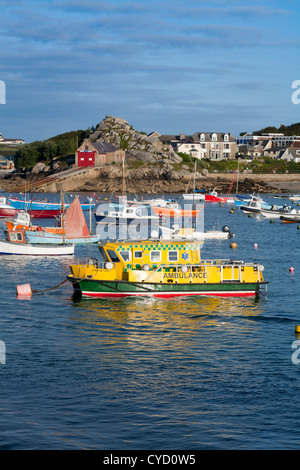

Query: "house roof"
left=192, top=132, right=235, bottom=142
left=159, top=132, right=235, bottom=144
left=287, top=147, right=300, bottom=158
left=177, top=136, right=196, bottom=145
left=90, top=141, right=118, bottom=153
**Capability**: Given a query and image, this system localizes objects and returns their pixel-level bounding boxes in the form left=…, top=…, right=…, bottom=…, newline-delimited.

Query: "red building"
left=75, top=140, right=125, bottom=167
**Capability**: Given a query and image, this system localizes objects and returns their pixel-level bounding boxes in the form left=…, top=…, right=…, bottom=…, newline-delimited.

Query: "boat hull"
left=205, top=195, right=234, bottom=203
left=68, top=277, right=264, bottom=298
left=153, top=206, right=200, bottom=217
left=0, top=207, right=18, bottom=218
left=260, top=210, right=290, bottom=219
left=182, top=194, right=205, bottom=201
left=8, top=198, right=95, bottom=212
left=1, top=207, right=65, bottom=219
left=280, top=215, right=300, bottom=223
left=26, top=232, right=100, bottom=244
left=95, top=214, right=159, bottom=224
left=0, top=239, right=74, bottom=255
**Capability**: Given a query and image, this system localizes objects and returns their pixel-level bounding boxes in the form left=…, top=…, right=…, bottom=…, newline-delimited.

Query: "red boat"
left=205, top=190, right=235, bottom=203
left=0, top=196, right=18, bottom=218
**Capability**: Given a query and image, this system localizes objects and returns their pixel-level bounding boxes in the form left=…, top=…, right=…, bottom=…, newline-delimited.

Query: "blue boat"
left=240, top=194, right=272, bottom=213
left=25, top=231, right=100, bottom=245
left=8, top=196, right=95, bottom=212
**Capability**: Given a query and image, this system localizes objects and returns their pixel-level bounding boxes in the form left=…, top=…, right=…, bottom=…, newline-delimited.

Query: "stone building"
left=160, top=132, right=237, bottom=160
left=75, top=139, right=125, bottom=167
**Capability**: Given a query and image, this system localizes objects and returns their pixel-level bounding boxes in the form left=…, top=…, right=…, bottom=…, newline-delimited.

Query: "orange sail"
left=64, top=197, right=90, bottom=238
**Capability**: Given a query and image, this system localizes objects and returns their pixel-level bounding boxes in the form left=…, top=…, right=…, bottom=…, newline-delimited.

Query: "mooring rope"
left=32, top=278, right=69, bottom=294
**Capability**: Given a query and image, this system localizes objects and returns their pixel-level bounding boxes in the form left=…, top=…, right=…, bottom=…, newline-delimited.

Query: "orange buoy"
left=16, top=283, right=32, bottom=297
left=290, top=267, right=294, bottom=272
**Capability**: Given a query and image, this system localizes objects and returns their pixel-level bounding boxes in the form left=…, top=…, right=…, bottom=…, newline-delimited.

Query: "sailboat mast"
left=122, top=153, right=125, bottom=200
left=193, top=161, right=197, bottom=209
left=62, top=191, right=65, bottom=245
left=236, top=159, right=239, bottom=195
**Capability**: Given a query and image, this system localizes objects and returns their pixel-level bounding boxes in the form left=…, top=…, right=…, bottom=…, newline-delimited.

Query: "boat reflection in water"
left=71, top=294, right=264, bottom=337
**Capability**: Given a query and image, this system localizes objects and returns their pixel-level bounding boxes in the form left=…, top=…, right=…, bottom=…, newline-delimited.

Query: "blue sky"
left=1, top=0, right=300, bottom=143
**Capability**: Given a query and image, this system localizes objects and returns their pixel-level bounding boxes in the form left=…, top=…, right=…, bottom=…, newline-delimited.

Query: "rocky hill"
left=89, top=115, right=182, bottom=164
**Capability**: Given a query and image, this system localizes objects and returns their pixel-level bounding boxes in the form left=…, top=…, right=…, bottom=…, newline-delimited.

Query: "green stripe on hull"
left=68, top=277, right=264, bottom=298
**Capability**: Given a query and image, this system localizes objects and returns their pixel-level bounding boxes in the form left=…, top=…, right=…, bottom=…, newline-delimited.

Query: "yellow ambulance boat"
left=67, top=238, right=267, bottom=298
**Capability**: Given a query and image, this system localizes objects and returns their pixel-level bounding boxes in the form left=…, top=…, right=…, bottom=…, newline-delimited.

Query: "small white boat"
left=289, top=194, right=300, bottom=203
left=260, top=204, right=292, bottom=219
left=94, top=204, right=160, bottom=224
left=0, top=229, right=74, bottom=256
left=144, top=197, right=177, bottom=207
left=158, top=225, right=233, bottom=241
left=182, top=192, right=205, bottom=201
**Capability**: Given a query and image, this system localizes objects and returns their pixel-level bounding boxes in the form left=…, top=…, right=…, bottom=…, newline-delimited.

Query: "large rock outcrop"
left=89, top=115, right=182, bottom=164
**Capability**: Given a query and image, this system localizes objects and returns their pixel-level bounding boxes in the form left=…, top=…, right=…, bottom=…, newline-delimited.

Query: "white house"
left=175, top=137, right=205, bottom=160
left=279, top=147, right=300, bottom=163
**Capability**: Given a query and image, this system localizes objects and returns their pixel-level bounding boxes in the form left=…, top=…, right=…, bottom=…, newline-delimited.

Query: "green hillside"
left=253, top=122, right=300, bottom=136
left=14, top=129, right=91, bottom=169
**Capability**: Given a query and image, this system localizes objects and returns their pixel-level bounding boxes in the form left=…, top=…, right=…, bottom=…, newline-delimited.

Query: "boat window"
left=134, top=251, right=143, bottom=259
left=119, top=251, right=131, bottom=262
left=168, top=250, right=178, bottom=262
left=10, top=232, right=23, bottom=242
left=98, top=247, right=110, bottom=262
left=150, top=251, right=161, bottom=262
left=107, top=249, right=120, bottom=263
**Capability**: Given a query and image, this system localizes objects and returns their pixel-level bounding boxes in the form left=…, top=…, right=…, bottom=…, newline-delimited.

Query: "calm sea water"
left=0, top=192, right=300, bottom=450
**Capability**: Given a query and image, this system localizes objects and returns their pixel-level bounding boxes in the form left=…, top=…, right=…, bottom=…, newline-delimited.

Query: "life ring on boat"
left=37, top=226, right=42, bottom=231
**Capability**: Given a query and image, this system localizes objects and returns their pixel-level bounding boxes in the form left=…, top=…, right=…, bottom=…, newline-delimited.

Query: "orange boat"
left=153, top=206, right=200, bottom=217
left=6, top=212, right=64, bottom=234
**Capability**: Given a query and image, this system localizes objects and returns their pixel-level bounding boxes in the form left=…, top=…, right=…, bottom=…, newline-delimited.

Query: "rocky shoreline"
left=1, top=166, right=299, bottom=194
left=2, top=114, right=300, bottom=195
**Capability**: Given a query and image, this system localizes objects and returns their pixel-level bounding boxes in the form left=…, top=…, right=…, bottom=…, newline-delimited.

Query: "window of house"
left=224, top=134, right=229, bottom=141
